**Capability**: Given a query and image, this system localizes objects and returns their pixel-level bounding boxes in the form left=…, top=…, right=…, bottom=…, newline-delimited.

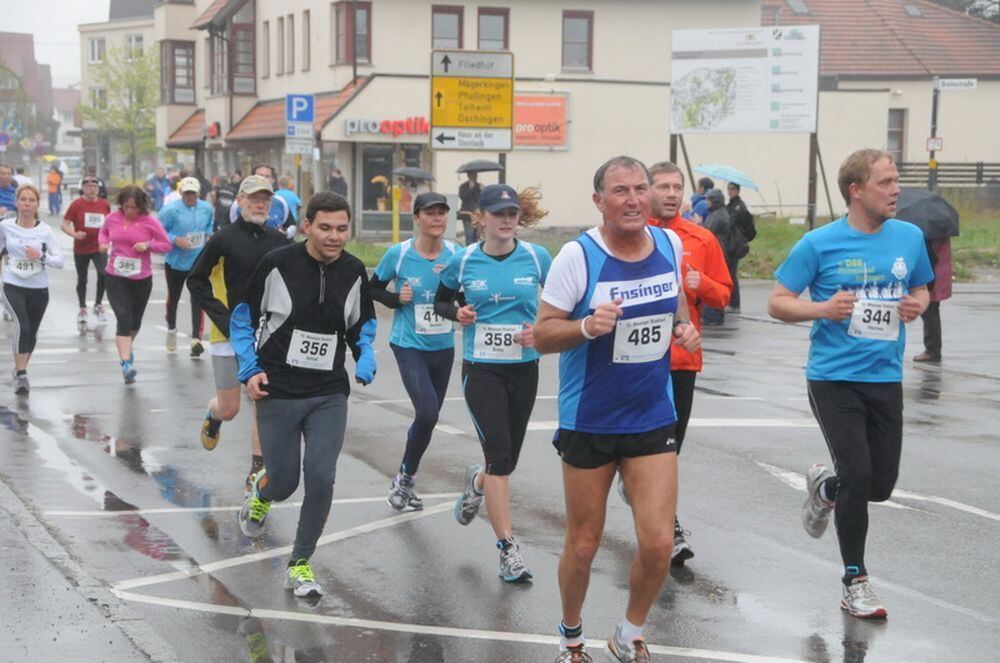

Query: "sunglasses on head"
left=83, top=179, right=99, bottom=184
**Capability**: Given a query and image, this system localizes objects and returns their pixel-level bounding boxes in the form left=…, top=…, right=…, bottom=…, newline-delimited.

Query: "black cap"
left=479, top=184, right=521, bottom=213
left=413, top=192, right=450, bottom=213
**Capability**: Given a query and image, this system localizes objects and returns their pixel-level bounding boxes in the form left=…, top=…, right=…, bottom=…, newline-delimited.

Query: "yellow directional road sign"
left=431, top=49, right=514, bottom=151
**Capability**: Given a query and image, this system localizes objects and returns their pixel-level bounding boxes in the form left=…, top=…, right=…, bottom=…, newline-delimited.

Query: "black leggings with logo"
left=462, top=360, right=539, bottom=476
left=3, top=283, right=49, bottom=354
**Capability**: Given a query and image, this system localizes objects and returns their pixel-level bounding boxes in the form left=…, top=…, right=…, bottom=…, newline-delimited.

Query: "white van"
left=58, top=156, right=83, bottom=188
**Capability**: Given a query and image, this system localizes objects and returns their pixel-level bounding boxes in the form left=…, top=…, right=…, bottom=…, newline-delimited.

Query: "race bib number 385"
left=613, top=313, right=672, bottom=364
left=286, top=329, right=337, bottom=370
left=473, top=323, right=523, bottom=361
left=848, top=299, right=899, bottom=341
left=113, top=256, right=141, bottom=277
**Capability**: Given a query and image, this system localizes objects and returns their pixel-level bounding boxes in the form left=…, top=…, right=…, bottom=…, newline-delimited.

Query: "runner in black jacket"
left=186, top=175, right=290, bottom=490
left=231, top=191, right=376, bottom=599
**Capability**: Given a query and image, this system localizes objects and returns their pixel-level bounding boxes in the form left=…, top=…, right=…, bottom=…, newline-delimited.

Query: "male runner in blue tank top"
left=535, top=156, right=700, bottom=663
left=769, top=148, right=931, bottom=620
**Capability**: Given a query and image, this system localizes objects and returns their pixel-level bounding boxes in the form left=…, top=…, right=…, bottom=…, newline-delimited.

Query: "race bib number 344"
left=286, top=329, right=337, bottom=370
left=613, top=313, right=672, bottom=364
left=848, top=299, right=899, bottom=341
left=473, top=323, right=523, bottom=361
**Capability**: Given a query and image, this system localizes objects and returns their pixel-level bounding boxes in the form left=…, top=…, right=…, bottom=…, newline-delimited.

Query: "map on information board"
left=670, top=25, right=820, bottom=134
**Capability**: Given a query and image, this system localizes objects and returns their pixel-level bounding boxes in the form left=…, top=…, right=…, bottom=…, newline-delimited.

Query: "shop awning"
left=191, top=0, right=246, bottom=30
left=226, top=78, right=369, bottom=142
left=166, top=109, right=206, bottom=148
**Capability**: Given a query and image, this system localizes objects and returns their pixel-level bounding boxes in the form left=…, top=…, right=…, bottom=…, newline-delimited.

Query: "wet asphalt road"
left=0, top=213, right=998, bottom=662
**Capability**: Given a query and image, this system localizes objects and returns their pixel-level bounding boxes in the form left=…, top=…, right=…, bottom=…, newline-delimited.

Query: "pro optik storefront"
left=322, top=77, right=433, bottom=236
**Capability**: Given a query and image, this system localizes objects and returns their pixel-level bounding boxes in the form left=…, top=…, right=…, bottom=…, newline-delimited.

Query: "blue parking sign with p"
left=286, top=94, right=314, bottom=123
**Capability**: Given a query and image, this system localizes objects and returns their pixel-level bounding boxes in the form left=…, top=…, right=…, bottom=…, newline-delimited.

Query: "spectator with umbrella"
left=456, top=159, right=504, bottom=246
left=894, top=188, right=960, bottom=364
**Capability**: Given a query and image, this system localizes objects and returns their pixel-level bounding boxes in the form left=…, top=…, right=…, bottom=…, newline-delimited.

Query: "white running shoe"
left=841, top=578, right=888, bottom=619
left=802, top=463, right=836, bottom=539
left=453, top=463, right=483, bottom=525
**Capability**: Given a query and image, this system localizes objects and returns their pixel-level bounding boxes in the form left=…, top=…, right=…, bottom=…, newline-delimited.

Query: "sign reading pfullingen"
left=430, top=50, right=514, bottom=151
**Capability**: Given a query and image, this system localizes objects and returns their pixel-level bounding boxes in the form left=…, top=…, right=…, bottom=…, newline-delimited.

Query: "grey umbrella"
left=895, top=188, right=960, bottom=239
left=457, top=159, right=505, bottom=173
left=392, top=166, right=435, bottom=181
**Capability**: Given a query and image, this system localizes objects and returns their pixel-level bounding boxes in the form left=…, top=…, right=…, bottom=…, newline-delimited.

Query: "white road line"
left=113, top=500, right=455, bottom=591
left=45, top=493, right=461, bottom=518
left=756, top=461, right=1000, bottom=522
left=360, top=395, right=558, bottom=405
left=526, top=418, right=818, bottom=432
left=434, top=424, right=465, bottom=435
left=108, top=589, right=807, bottom=663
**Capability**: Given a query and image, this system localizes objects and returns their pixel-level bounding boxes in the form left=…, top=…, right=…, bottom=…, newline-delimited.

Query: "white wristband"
left=580, top=315, right=598, bottom=340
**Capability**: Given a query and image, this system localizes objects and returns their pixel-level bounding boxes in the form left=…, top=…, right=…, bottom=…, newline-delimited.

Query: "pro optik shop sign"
left=344, top=117, right=430, bottom=139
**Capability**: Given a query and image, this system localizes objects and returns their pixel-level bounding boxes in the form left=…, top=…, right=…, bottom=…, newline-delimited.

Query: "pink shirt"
left=98, top=210, right=171, bottom=280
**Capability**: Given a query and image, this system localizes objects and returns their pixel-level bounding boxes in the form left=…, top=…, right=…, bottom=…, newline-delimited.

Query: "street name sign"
left=937, top=78, right=977, bottom=90
left=431, top=50, right=514, bottom=151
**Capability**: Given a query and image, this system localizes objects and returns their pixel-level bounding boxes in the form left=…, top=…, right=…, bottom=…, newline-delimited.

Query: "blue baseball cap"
left=479, top=184, right=521, bottom=213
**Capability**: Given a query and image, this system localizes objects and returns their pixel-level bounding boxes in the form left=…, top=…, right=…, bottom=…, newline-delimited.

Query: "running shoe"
left=671, top=517, right=694, bottom=567
left=387, top=473, right=424, bottom=512
left=165, top=328, right=177, bottom=352
left=607, top=628, right=651, bottom=663
left=841, top=578, right=888, bottom=619
left=190, top=338, right=204, bottom=358
left=200, top=409, right=222, bottom=450
left=238, top=469, right=271, bottom=538
left=453, top=463, right=484, bottom=525
left=802, top=463, right=836, bottom=539
left=2, top=309, right=11, bottom=322
left=121, top=360, right=137, bottom=384
left=497, top=537, right=533, bottom=583
left=554, top=644, right=592, bottom=662
left=77, top=307, right=88, bottom=335
left=12, top=371, right=29, bottom=395
left=94, top=303, right=108, bottom=322
left=285, top=559, right=322, bottom=598
left=616, top=472, right=630, bottom=506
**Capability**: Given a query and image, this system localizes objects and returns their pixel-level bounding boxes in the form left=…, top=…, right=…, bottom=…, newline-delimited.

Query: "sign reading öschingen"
left=430, top=50, right=514, bottom=151
left=670, top=26, right=820, bottom=134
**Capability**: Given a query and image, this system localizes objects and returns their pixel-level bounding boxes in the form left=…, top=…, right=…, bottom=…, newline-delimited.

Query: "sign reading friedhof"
left=430, top=50, right=514, bottom=151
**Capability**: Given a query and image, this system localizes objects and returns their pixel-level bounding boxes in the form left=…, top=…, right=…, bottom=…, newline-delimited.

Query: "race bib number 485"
left=286, top=329, right=337, bottom=370
left=473, top=323, right=523, bottom=361
left=613, top=313, right=672, bottom=364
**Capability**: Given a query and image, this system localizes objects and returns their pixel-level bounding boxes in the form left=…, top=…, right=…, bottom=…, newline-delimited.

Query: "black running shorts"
left=553, top=423, right=677, bottom=469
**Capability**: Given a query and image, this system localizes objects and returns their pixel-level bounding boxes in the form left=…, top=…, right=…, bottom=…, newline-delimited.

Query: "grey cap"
left=413, top=192, right=449, bottom=213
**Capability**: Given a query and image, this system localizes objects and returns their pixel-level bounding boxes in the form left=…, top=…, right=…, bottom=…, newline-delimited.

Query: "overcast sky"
left=5, top=0, right=111, bottom=88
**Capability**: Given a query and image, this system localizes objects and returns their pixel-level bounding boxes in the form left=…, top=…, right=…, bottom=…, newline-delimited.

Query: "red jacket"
left=649, top=215, right=732, bottom=371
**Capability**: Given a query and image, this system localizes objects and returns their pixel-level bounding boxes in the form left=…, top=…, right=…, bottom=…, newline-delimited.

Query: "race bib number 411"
left=613, top=313, right=672, bottom=364
left=848, top=299, right=899, bottom=341
left=286, top=329, right=337, bottom=370
left=414, top=303, right=451, bottom=335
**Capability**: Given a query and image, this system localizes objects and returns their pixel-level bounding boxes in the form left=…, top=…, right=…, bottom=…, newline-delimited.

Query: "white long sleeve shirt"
left=0, top=218, right=65, bottom=288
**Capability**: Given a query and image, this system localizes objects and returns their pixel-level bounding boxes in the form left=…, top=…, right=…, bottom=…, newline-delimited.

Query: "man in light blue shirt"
left=274, top=176, right=302, bottom=225
left=159, top=177, right=215, bottom=356
left=769, top=148, right=932, bottom=620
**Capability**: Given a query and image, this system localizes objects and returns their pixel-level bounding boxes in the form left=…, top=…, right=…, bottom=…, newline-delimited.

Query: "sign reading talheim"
left=430, top=49, right=514, bottom=151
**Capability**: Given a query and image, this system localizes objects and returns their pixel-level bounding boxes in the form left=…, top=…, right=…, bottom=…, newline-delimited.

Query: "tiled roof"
left=167, top=109, right=205, bottom=148
left=191, top=0, right=239, bottom=30
left=761, top=0, right=1000, bottom=77
left=226, top=79, right=368, bottom=141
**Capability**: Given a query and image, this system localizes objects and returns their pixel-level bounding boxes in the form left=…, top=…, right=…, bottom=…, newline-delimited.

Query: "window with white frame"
left=302, top=10, right=311, bottom=71
left=286, top=14, right=295, bottom=74
left=277, top=16, right=285, bottom=75
left=262, top=21, right=270, bottom=78
left=160, top=41, right=195, bottom=104
left=432, top=6, right=463, bottom=48
left=90, top=86, right=107, bottom=109
left=89, top=38, right=106, bottom=64
left=126, top=34, right=144, bottom=58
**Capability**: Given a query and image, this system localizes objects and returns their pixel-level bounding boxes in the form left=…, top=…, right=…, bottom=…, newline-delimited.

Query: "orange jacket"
left=46, top=171, right=62, bottom=193
left=649, top=215, right=732, bottom=371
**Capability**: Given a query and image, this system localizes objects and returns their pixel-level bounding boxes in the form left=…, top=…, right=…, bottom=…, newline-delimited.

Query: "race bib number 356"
left=848, top=299, right=899, bottom=341
left=286, top=329, right=337, bottom=370
left=613, top=313, right=672, bottom=364
left=473, top=323, right=523, bottom=361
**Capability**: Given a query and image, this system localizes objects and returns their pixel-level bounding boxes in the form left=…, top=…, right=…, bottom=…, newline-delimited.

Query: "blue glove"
left=355, top=345, right=376, bottom=385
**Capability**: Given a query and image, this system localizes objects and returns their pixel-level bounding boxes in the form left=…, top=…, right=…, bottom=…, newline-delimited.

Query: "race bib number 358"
left=613, top=313, right=672, bottom=364
left=286, top=329, right=337, bottom=370
left=473, top=323, right=523, bottom=361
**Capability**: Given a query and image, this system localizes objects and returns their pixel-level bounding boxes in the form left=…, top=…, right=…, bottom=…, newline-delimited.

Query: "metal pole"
left=678, top=135, right=695, bottom=190
left=807, top=133, right=818, bottom=229
left=351, top=0, right=358, bottom=84
left=929, top=77, right=939, bottom=191
left=815, top=138, right=836, bottom=222
left=669, top=134, right=678, bottom=165
left=498, top=152, right=506, bottom=184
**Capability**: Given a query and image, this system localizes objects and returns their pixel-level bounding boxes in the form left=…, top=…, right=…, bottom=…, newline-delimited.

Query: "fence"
left=897, top=162, right=1000, bottom=187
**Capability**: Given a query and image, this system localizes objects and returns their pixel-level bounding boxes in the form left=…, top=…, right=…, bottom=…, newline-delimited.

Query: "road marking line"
left=45, top=493, right=461, bottom=518
left=434, top=424, right=465, bottom=434
left=113, top=500, right=455, bottom=591
left=527, top=418, right=818, bottom=432
left=756, top=461, right=1000, bottom=522
left=109, top=591, right=807, bottom=663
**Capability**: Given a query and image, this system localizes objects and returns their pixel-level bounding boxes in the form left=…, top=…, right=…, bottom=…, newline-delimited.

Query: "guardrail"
left=898, top=162, right=1000, bottom=186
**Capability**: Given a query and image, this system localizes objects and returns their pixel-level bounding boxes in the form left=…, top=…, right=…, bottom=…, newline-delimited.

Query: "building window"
left=333, top=2, right=371, bottom=65
left=160, top=41, right=195, bottom=104
left=210, top=32, right=228, bottom=94
left=126, top=34, right=144, bottom=58
left=478, top=8, right=508, bottom=50
left=432, top=6, right=463, bottom=48
left=203, top=37, right=211, bottom=88
left=276, top=16, right=285, bottom=76
left=286, top=14, right=295, bottom=74
left=231, top=3, right=256, bottom=93
left=90, top=87, right=107, bottom=110
left=262, top=21, right=270, bottom=78
left=89, top=38, right=106, bottom=64
left=888, top=109, right=907, bottom=162
left=302, top=10, right=311, bottom=71
left=562, top=11, right=593, bottom=71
